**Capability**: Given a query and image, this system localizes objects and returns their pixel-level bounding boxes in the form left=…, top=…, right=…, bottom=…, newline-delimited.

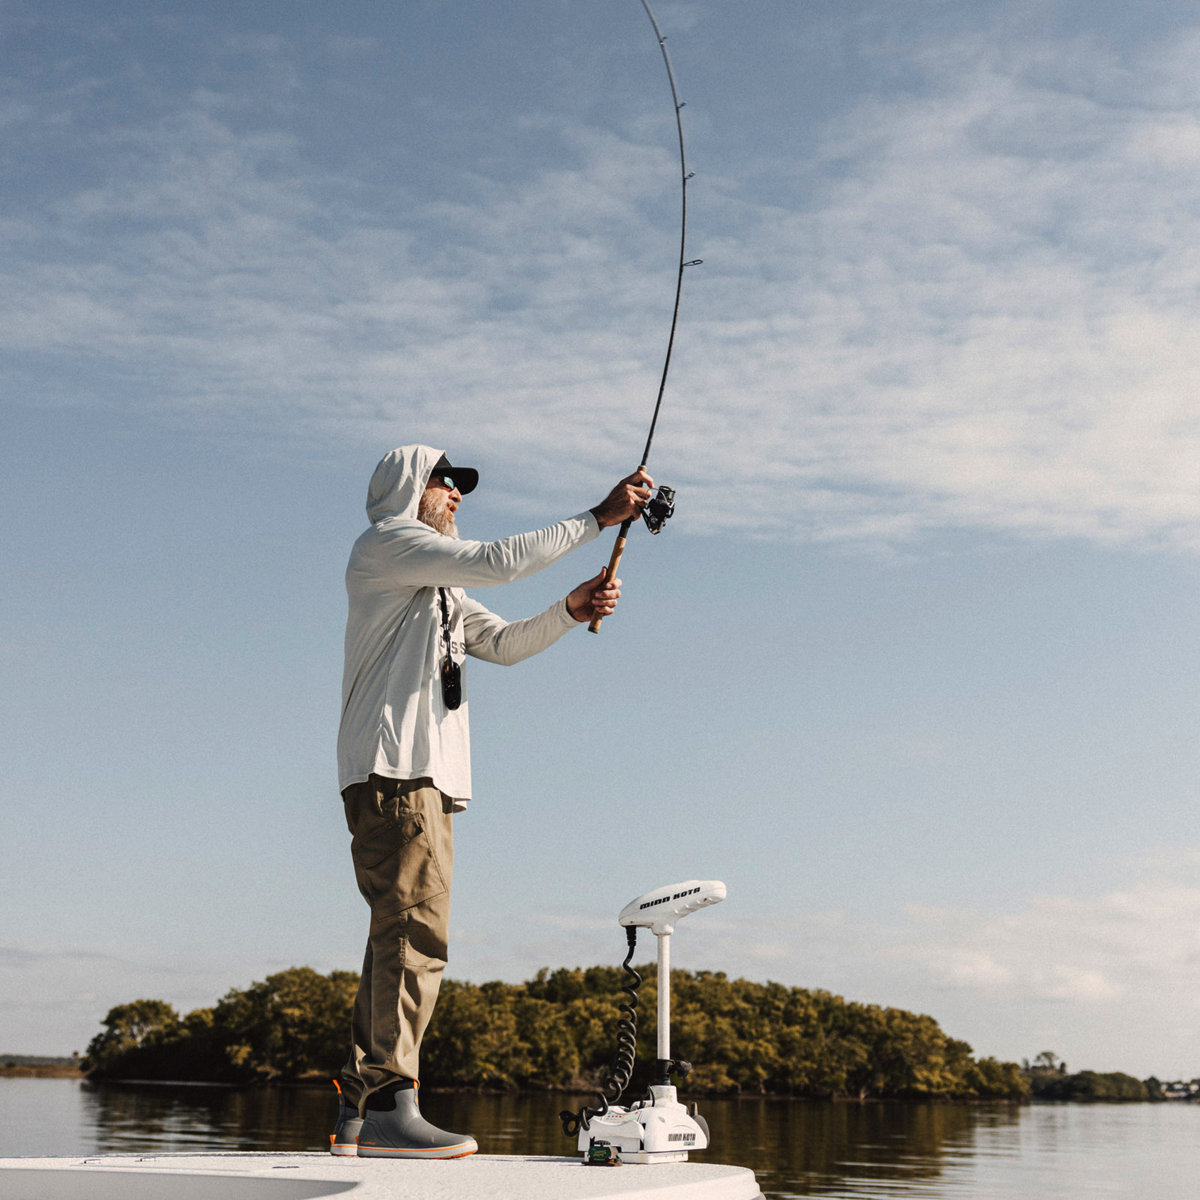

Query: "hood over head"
left=365, top=444, right=445, bottom=524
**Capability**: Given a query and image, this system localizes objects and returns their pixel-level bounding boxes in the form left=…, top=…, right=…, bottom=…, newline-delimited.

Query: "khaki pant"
left=340, top=775, right=454, bottom=1110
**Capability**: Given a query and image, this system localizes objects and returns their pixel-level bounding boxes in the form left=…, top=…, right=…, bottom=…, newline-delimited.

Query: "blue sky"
left=4, top=0, right=1200, bottom=1080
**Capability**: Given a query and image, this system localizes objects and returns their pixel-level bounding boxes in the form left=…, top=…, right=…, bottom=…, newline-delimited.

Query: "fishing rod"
left=589, top=0, right=701, bottom=634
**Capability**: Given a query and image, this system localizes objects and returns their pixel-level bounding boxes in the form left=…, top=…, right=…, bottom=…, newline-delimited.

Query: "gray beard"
left=417, top=491, right=459, bottom=538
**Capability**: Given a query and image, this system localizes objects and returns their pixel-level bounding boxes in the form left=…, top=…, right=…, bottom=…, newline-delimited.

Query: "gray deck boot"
left=356, top=1080, right=478, bottom=1159
left=329, top=1080, right=363, bottom=1156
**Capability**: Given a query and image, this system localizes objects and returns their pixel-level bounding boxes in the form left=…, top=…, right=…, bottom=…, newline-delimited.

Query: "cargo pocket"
left=350, top=806, right=448, bottom=917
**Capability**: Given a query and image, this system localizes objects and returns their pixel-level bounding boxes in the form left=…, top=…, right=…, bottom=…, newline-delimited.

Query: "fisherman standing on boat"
left=331, top=444, right=651, bottom=1159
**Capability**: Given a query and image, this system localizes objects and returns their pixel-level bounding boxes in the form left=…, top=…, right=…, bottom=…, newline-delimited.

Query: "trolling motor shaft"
left=620, top=879, right=724, bottom=1088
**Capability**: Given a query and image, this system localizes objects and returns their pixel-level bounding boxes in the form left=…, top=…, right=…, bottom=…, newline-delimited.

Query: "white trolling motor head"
left=619, top=878, right=726, bottom=935
left=576, top=879, right=726, bottom=1166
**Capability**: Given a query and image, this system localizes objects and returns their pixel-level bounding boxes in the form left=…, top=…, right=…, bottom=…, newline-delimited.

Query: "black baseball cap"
left=431, top=453, right=478, bottom=495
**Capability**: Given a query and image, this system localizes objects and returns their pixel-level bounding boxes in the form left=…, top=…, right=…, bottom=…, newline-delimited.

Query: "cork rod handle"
left=588, top=519, right=632, bottom=635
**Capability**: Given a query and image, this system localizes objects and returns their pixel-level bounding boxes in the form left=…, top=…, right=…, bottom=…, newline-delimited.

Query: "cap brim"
left=431, top=454, right=479, bottom=495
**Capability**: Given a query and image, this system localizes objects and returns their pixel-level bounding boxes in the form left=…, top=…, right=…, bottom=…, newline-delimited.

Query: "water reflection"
left=82, top=1083, right=334, bottom=1154
left=3, top=1082, right=1196, bottom=1199
left=72, top=1083, right=1024, bottom=1196
left=706, top=1098, right=1021, bottom=1197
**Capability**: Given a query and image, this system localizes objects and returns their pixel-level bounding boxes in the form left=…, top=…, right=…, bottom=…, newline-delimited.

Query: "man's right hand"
left=590, top=468, right=654, bottom=529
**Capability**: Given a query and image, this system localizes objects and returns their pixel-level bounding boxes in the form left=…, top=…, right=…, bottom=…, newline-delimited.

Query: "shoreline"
left=0, top=1063, right=83, bottom=1079
left=0, top=1074, right=1169, bottom=1104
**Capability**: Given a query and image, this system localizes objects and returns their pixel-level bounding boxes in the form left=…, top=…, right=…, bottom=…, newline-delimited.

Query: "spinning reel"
left=641, top=485, right=676, bottom=535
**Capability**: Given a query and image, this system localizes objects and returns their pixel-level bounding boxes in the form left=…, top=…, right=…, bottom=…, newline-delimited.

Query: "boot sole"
left=357, top=1141, right=478, bottom=1159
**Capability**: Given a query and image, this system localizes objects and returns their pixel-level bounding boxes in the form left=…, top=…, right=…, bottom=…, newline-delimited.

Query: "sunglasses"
left=429, top=474, right=457, bottom=492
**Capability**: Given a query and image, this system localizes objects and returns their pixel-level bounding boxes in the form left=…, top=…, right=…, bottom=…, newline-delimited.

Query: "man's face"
left=417, top=475, right=462, bottom=537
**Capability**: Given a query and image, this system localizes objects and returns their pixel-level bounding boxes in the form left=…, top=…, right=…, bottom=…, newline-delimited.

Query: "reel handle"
left=588, top=517, right=633, bottom=635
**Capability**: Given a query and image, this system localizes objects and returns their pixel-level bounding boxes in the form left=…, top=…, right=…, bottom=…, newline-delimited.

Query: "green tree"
left=83, top=999, right=179, bottom=1074
left=82, top=963, right=1029, bottom=1099
left=211, top=966, right=357, bottom=1080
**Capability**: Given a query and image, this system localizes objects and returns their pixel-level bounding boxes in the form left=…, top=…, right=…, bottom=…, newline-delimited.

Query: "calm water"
left=2, top=1079, right=1197, bottom=1198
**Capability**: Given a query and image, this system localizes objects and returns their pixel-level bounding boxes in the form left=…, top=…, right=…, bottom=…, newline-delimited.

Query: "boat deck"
left=0, top=1151, right=765, bottom=1199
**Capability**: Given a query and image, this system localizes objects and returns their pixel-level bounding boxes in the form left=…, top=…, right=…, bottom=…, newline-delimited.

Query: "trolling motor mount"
left=642, top=485, right=676, bottom=535
left=565, top=879, right=727, bottom=1165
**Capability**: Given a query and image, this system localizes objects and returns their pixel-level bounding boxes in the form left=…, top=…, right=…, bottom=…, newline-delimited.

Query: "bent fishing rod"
left=590, top=0, right=701, bottom=634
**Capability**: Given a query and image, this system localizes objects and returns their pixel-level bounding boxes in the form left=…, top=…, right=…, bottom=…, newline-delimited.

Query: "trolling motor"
left=561, top=879, right=726, bottom=1165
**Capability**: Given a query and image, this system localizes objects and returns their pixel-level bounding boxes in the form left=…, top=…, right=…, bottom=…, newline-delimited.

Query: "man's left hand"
left=567, top=569, right=622, bottom=623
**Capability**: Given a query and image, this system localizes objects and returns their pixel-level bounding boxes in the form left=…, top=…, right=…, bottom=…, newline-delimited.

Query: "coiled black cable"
left=560, top=925, right=641, bottom=1137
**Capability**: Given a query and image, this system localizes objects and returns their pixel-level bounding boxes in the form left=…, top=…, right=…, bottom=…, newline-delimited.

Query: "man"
left=331, top=443, right=651, bottom=1159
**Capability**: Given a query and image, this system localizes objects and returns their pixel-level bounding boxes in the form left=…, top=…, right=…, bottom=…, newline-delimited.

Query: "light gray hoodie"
left=337, top=444, right=601, bottom=806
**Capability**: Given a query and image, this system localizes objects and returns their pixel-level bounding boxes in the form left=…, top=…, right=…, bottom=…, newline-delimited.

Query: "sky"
left=3, top=0, right=1200, bottom=1082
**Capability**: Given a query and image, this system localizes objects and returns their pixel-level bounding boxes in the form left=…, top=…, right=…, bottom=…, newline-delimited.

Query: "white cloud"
left=675, top=27, right=1200, bottom=548
left=6, top=14, right=1200, bottom=551
left=689, top=856, right=1200, bottom=1074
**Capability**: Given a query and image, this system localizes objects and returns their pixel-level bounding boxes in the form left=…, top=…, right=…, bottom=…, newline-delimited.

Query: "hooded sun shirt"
left=337, top=444, right=601, bottom=808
